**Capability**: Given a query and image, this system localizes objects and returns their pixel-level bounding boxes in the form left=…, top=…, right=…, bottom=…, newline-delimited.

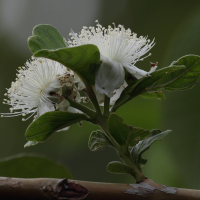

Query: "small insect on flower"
left=1, top=57, right=80, bottom=121
left=67, top=20, right=157, bottom=96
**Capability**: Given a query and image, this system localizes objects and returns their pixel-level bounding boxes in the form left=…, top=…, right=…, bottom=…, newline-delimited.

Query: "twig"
left=0, top=177, right=199, bottom=200
left=64, top=95, right=97, bottom=119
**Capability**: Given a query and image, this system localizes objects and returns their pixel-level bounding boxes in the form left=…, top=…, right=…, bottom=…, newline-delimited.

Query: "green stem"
left=95, top=115, right=120, bottom=148
left=117, top=150, right=145, bottom=182
left=96, top=115, right=145, bottom=183
left=103, top=96, right=110, bottom=118
left=64, top=96, right=97, bottom=119
left=83, top=80, right=102, bottom=115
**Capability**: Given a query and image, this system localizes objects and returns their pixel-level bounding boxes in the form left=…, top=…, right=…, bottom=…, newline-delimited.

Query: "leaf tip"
left=24, top=141, right=39, bottom=148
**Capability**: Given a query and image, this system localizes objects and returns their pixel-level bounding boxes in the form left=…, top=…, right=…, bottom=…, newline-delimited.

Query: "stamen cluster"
left=1, top=57, right=80, bottom=121
left=67, top=21, right=157, bottom=97
left=67, top=20, right=155, bottom=76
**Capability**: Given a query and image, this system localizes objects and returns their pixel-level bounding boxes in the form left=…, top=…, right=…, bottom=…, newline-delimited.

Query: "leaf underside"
left=88, top=130, right=113, bottom=151
left=131, top=129, right=171, bottom=167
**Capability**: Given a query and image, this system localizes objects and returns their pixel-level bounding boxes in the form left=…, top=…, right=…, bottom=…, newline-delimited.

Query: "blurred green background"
left=0, top=0, right=200, bottom=189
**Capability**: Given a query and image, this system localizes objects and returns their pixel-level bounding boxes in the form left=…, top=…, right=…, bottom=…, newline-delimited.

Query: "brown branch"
left=0, top=177, right=199, bottom=200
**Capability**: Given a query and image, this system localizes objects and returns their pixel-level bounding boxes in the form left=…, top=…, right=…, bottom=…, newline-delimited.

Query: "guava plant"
left=1, top=21, right=200, bottom=183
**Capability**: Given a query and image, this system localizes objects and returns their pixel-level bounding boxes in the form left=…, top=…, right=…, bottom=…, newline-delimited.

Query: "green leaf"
left=28, top=25, right=100, bottom=85
left=88, top=130, right=113, bottom=151
left=108, top=113, right=130, bottom=146
left=113, top=55, right=200, bottom=111
left=28, top=24, right=67, bottom=53
left=107, top=161, right=134, bottom=175
left=112, top=65, right=185, bottom=111
left=34, top=44, right=100, bottom=85
left=108, top=113, right=151, bottom=147
left=131, top=129, right=171, bottom=167
left=110, top=95, right=130, bottom=111
left=25, top=111, right=88, bottom=142
left=122, top=65, right=184, bottom=96
left=163, top=55, right=200, bottom=91
left=128, top=128, right=152, bottom=148
left=112, top=65, right=185, bottom=112
left=0, top=153, right=72, bottom=178
left=140, top=91, right=166, bottom=100
left=132, top=65, right=187, bottom=94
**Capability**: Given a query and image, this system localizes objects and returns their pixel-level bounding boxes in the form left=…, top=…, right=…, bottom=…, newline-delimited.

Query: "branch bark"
left=0, top=177, right=199, bottom=200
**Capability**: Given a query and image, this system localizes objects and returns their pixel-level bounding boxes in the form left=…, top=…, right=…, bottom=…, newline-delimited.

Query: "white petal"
left=56, top=99, right=70, bottom=111
left=48, top=78, right=63, bottom=88
left=24, top=141, right=39, bottom=148
left=95, top=59, right=125, bottom=96
left=37, top=102, right=55, bottom=117
left=67, top=106, right=76, bottom=113
left=124, top=65, right=149, bottom=79
left=78, top=81, right=86, bottom=90
left=124, top=64, right=158, bottom=79
left=67, top=106, right=83, bottom=113
left=56, top=106, right=82, bottom=132
left=74, top=73, right=81, bottom=83
left=110, top=81, right=128, bottom=105
left=43, top=86, right=61, bottom=97
left=100, top=54, right=109, bottom=62
left=56, top=126, right=70, bottom=132
left=149, top=66, right=158, bottom=74
left=66, top=85, right=81, bottom=103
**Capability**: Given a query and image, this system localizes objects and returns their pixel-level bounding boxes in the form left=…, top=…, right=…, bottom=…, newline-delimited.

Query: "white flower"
left=1, top=57, right=80, bottom=122
left=78, top=80, right=127, bottom=106
left=67, top=21, right=157, bottom=96
left=95, top=81, right=128, bottom=106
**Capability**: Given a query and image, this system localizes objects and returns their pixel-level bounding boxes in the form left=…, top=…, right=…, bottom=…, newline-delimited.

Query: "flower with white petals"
left=67, top=21, right=157, bottom=96
left=78, top=79, right=127, bottom=106
left=1, top=57, right=80, bottom=123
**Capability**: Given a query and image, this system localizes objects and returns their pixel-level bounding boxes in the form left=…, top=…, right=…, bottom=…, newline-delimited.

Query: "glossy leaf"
left=108, top=113, right=151, bottom=147
left=112, top=65, right=185, bottom=111
left=34, top=44, right=100, bottom=85
left=108, top=113, right=129, bottom=146
left=25, top=111, right=88, bottom=142
left=140, top=91, right=166, bottom=100
left=107, top=161, right=134, bottom=175
left=163, top=56, right=200, bottom=90
left=113, top=55, right=200, bottom=111
left=28, top=24, right=67, bottom=53
left=131, top=129, right=171, bottom=167
left=110, top=95, right=130, bottom=112
left=88, top=130, right=113, bottom=151
left=128, top=128, right=151, bottom=148
left=0, top=154, right=72, bottom=178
